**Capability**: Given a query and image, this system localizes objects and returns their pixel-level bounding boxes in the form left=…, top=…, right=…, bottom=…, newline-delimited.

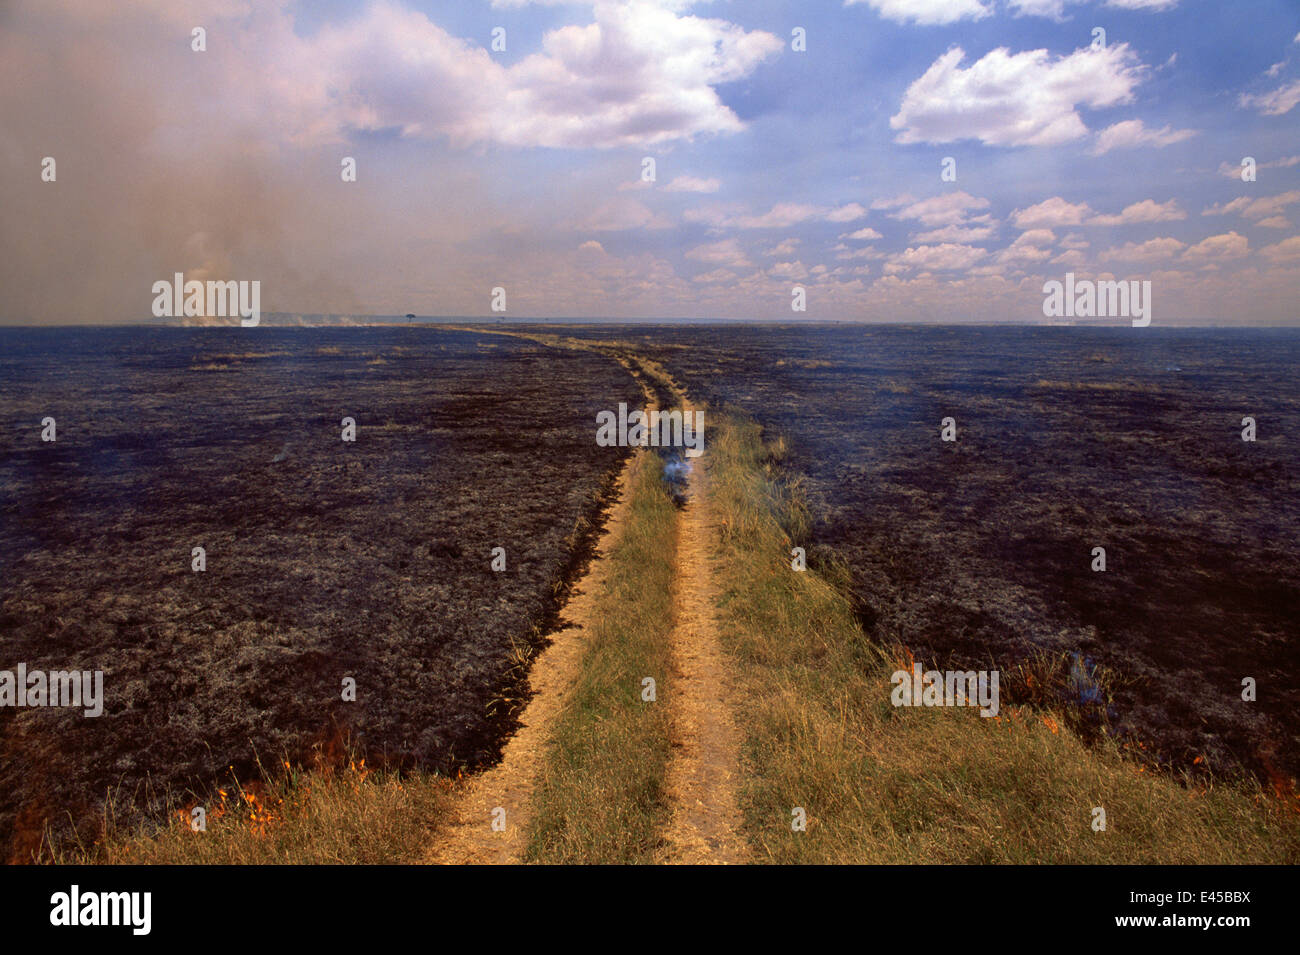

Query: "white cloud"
left=1051, top=249, right=1087, bottom=266
left=1105, top=0, right=1179, bottom=9
left=1007, top=0, right=1073, bottom=19
left=769, top=260, right=809, bottom=280
left=1015, top=229, right=1056, bottom=246
left=1259, top=236, right=1300, bottom=263
left=998, top=230, right=1056, bottom=263
left=685, top=239, right=753, bottom=268
left=685, top=202, right=820, bottom=229
left=826, top=202, right=869, bottom=223
left=1217, top=155, right=1300, bottom=177
left=887, top=243, right=988, bottom=271
left=1099, top=237, right=1186, bottom=262
left=1092, top=119, right=1196, bottom=154
left=890, top=44, right=1148, bottom=147
left=1012, top=197, right=1092, bottom=229
left=691, top=268, right=738, bottom=285
left=1088, top=199, right=1186, bottom=225
left=870, top=195, right=914, bottom=211
left=1182, top=231, right=1249, bottom=262
left=686, top=201, right=869, bottom=229
left=912, top=224, right=996, bottom=243
left=844, top=0, right=992, bottom=27
left=1202, top=191, right=1300, bottom=220
left=1239, top=80, right=1300, bottom=116
left=885, top=191, right=993, bottom=227
left=766, top=238, right=801, bottom=256
left=1255, top=216, right=1291, bottom=229
left=835, top=246, right=886, bottom=260
left=247, top=0, right=782, bottom=150
left=664, top=175, right=721, bottom=193
left=841, top=227, right=884, bottom=241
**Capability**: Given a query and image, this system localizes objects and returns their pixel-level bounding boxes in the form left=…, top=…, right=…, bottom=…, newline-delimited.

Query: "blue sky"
left=3, top=0, right=1298, bottom=322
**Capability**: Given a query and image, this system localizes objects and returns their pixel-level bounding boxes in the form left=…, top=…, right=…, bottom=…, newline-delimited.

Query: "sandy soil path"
left=425, top=449, right=640, bottom=864
left=656, top=454, right=747, bottom=864
left=425, top=336, right=745, bottom=864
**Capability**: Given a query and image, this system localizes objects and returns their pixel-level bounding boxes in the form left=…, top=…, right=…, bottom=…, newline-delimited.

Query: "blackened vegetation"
left=0, top=326, right=640, bottom=860
left=564, top=324, right=1300, bottom=786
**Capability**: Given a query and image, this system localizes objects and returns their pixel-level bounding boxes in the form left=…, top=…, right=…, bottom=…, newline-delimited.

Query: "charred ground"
left=0, top=326, right=640, bottom=860
left=553, top=323, right=1300, bottom=785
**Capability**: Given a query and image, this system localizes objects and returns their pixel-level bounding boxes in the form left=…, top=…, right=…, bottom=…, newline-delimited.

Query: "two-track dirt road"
left=426, top=336, right=745, bottom=865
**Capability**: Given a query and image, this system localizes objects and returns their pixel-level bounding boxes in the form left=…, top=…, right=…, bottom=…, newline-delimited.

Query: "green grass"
left=708, top=409, right=1300, bottom=864
left=523, top=450, right=680, bottom=863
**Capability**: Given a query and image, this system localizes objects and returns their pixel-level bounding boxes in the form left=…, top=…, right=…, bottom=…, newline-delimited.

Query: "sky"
left=2, top=0, right=1299, bottom=324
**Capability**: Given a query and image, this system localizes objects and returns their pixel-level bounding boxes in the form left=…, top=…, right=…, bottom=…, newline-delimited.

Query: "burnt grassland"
left=0, top=326, right=641, bottom=861
left=707, top=408, right=1298, bottom=863
left=552, top=324, right=1300, bottom=788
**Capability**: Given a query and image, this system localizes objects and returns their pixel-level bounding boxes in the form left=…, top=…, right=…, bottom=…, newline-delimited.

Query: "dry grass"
left=43, top=752, right=453, bottom=865
left=523, top=451, right=680, bottom=863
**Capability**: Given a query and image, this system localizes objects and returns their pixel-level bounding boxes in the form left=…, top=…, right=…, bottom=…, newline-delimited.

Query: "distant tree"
left=405, top=313, right=415, bottom=324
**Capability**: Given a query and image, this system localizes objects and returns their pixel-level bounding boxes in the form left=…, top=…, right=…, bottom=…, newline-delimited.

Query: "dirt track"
left=426, top=336, right=745, bottom=865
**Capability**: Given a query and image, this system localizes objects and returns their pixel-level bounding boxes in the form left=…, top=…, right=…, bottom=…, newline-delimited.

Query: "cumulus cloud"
left=1088, top=199, right=1186, bottom=225
left=1259, top=236, right=1300, bottom=264
left=844, top=0, right=992, bottom=26
left=912, top=224, right=996, bottom=243
left=890, top=44, right=1148, bottom=147
left=1007, top=0, right=1073, bottom=18
left=826, top=203, right=870, bottom=223
left=769, top=260, right=809, bottom=280
left=1106, top=0, right=1179, bottom=9
left=1099, top=237, right=1187, bottom=262
left=686, top=201, right=867, bottom=229
left=882, top=191, right=993, bottom=228
left=691, top=268, right=740, bottom=285
left=841, top=227, right=884, bottom=241
left=1202, top=191, right=1300, bottom=220
left=1182, top=231, right=1249, bottom=262
left=998, top=230, right=1056, bottom=264
left=1092, top=119, right=1196, bottom=154
left=202, top=0, right=783, bottom=150
left=685, top=238, right=753, bottom=268
left=1051, top=249, right=1088, bottom=266
left=1011, top=197, right=1092, bottom=229
left=886, top=243, right=988, bottom=272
